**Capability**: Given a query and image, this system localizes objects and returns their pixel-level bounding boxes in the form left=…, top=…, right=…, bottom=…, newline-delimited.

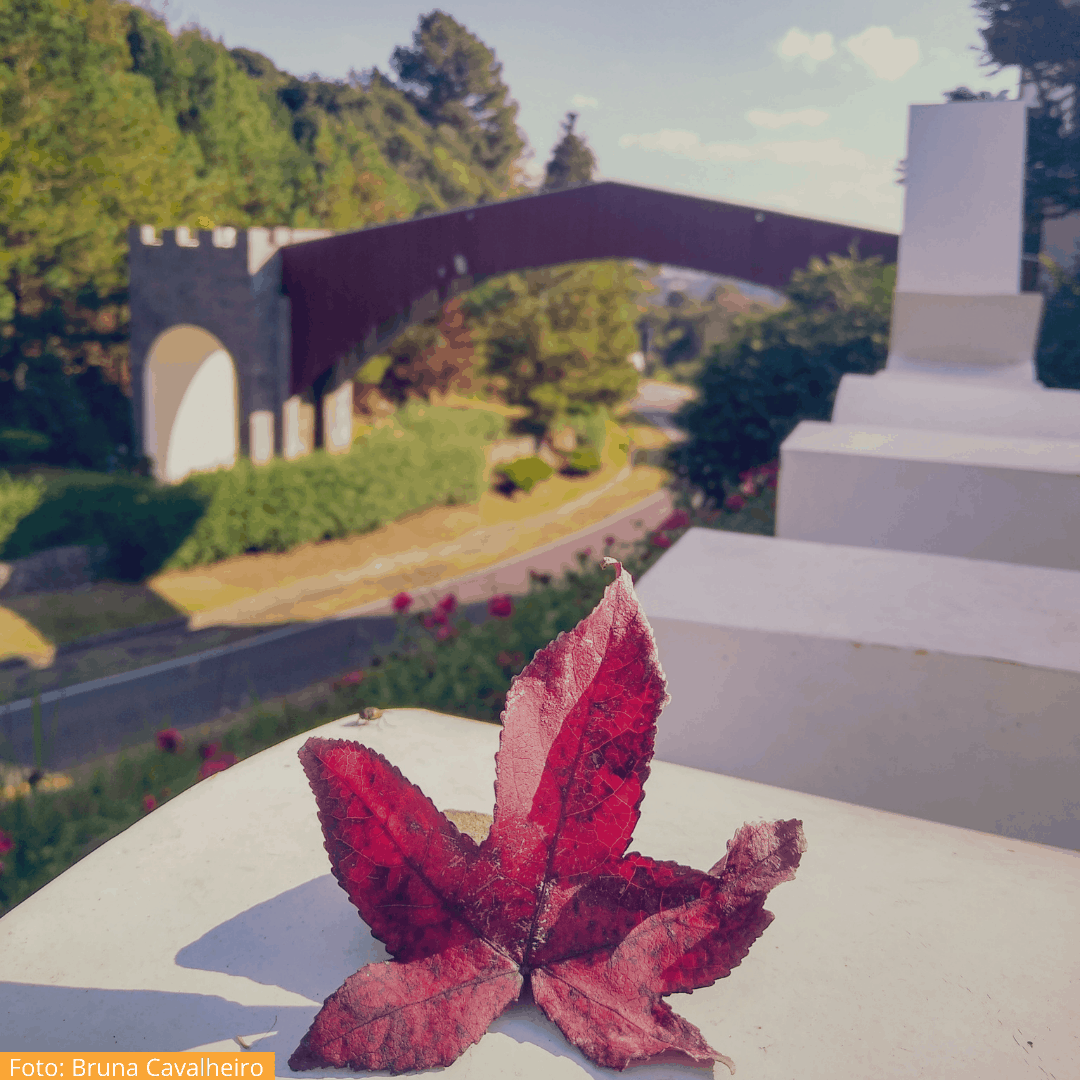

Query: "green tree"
left=962, top=1, right=1080, bottom=239
left=392, top=10, right=527, bottom=193
left=0, top=0, right=200, bottom=466
left=960, top=0, right=1080, bottom=380
left=670, top=248, right=895, bottom=501
left=542, top=112, right=596, bottom=190
left=467, top=261, right=644, bottom=439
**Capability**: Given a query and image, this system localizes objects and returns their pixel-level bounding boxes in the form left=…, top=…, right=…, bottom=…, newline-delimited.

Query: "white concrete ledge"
left=833, top=371, right=1080, bottom=440
left=635, top=528, right=1080, bottom=848
left=777, top=420, right=1080, bottom=570
left=1, top=709, right=1077, bottom=1078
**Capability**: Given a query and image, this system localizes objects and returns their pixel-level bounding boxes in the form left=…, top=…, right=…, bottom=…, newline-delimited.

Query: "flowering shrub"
left=156, top=728, right=181, bottom=754
left=333, top=670, right=365, bottom=691
left=199, top=751, right=238, bottom=780
left=488, top=594, right=513, bottom=619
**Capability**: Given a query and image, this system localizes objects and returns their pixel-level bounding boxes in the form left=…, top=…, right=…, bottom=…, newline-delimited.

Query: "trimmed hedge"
left=0, top=403, right=505, bottom=578
left=497, top=456, right=553, bottom=493
left=164, top=403, right=504, bottom=571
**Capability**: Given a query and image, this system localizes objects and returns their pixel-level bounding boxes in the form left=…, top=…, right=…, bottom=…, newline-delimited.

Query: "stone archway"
left=144, top=324, right=238, bottom=483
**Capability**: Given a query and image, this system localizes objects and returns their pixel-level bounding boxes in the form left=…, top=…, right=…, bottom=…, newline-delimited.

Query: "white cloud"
left=776, top=28, right=835, bottom=71
left=617, top=128, right=903, bottom=223
left=570, top=93, right=599, bottom=109
left=746, top=108, right=829, bottom=129
left=618, top=130, right=753, bottom=162
left=842, top=26, right=920, bottom=81
left=619, top=130, right=868, bottom=170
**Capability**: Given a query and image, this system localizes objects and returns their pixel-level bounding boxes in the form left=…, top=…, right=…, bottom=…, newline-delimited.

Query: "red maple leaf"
left=290, top=561, right=806, bottom=1074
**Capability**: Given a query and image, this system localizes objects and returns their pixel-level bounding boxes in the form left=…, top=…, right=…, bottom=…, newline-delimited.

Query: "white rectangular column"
left=249, top=409, right=274, bottom=465
left=322, top=379, right=354, bottom=455
left=283, top=394, right=314, bottom=460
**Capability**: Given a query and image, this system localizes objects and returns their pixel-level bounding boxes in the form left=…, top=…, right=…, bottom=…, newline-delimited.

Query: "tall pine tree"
left=542, top=112, right=597, bottom=190
left=391, top=11, right=527, bottom=194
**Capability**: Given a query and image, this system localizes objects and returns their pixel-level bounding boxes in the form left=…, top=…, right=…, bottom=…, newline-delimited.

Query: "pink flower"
left=142, top=794, right=157, bottom=812
left=199, top=751, right=238, bottom=780
left=0, top=829, right=13, bottom=855
left=392, top=592, right=413, bottom=614
left=198, top=741, right=219, bottom=761
left=488, top=594, right=514, bottom=619
left=649, top=531, right=672, bottom=549
left=333, top=670, right=365, bottom=690
left=658, top=510, right=691, bottom=532
left=604, top=535, right=616, bottom=547
left=739, top=480, right=758, bottom=496
left=156, top=728, right=181, bottom=753
left=435, top=593, right=458, bottom=617
left=435, top=624, right=455, bottom=642
left=724, top=493, right=746, bottom=512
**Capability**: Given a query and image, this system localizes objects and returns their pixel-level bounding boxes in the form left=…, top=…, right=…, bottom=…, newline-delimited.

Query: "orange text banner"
left=0, top=1056, right=274, bottom=1079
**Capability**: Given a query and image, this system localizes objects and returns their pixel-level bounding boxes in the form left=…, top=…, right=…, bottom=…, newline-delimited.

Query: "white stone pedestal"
left=635, top=528, right=1080, bottom=848
left=833, top=369, right=1080, bottom=439
left=1, top=709, right=1078, bottom=1076
left=776, top=420, right=1080, bottom=570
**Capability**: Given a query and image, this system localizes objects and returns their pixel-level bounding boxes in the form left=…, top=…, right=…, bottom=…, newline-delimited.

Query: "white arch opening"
left=144, top=325, right=238, bottom=483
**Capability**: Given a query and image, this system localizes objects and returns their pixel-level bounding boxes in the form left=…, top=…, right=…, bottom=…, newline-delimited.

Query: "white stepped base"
left=833, top=369, right=1080, bottom=440
left=635, top=528, right=1080, bottom=849
left=776, top=419, right=1080, bottom=570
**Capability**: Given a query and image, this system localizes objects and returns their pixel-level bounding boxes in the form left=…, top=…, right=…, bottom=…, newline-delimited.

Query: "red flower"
left=658, top=510, right=691, bottom=531
left=142, top=794, right=157, bottom=812
left=435, top=593, right=458, bottom=617
left=488, top=594, right=514, bottom=619
left=649, top=531, right=672, bottom=548
left=199, top=751, right=238, bottom=780
left=724, top=493, right=746, bottom=512
left=198, top=741, right=219, bottom=761
left=392, top=592, right=413, bottom=614
left=0, top=829, right=13, bottom=855
left=156, top=728, right=181, bottom=753
left=604, top=535, right=616, bottom=547
left=333, top=671, right=365, bottom=690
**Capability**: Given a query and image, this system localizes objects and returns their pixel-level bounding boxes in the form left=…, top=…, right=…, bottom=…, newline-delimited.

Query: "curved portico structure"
left=129, top=181, right=898, bottom=480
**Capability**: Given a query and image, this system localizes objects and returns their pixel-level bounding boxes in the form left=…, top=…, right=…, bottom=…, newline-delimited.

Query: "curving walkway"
left=0, top=487, right=674, bottom=770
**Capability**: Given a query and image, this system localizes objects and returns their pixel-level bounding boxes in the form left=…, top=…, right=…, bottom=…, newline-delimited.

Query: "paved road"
left=0, top=489, right=674, bottom=769
left=627, top=380, right=695, bottom=442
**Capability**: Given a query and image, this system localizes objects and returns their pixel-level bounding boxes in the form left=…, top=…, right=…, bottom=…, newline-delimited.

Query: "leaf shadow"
left=0, top=981, right=307, bottom=1054
left=175, top=875, right=386, bottom=1005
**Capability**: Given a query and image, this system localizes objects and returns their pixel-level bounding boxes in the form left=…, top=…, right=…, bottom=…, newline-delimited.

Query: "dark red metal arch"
left=280, top=180, right=898, bottom=394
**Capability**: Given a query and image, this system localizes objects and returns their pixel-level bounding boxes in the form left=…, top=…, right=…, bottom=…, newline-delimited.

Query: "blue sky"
left=152, top=0, right=1020, bottom=233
